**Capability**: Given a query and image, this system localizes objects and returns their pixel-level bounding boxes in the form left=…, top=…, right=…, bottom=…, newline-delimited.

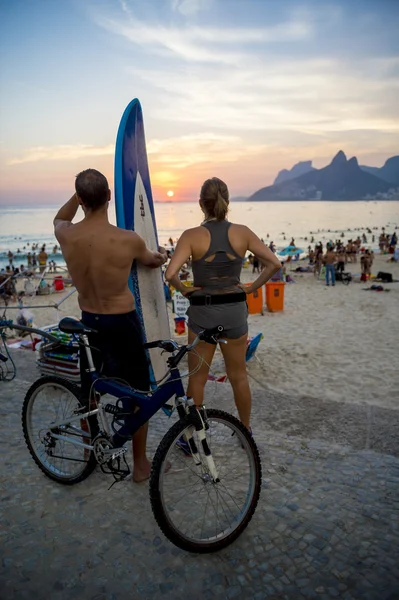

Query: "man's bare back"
left=57, top=219, right=144, bottom=314
left=323, top=250, right=336, bottom=265
left=54, top=192, right=166, bottom=315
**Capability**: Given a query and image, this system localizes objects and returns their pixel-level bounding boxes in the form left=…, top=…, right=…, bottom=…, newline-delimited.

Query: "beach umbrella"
left=277, top=245, right=304, bottom=256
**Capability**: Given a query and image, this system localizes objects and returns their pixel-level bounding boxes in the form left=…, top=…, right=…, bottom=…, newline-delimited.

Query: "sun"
left=166, top=190, right=174, bottom=198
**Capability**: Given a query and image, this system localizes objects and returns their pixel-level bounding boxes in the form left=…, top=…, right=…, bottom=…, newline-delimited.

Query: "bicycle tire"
left=22, top=376, right=98, bottom=484
left=150, top=409, right=261, bottom=553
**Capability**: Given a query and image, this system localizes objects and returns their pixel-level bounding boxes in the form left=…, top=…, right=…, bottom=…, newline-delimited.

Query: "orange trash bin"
left=244, top=283, right=263, bottom=314
left=265, top=282, right=285, bottom=312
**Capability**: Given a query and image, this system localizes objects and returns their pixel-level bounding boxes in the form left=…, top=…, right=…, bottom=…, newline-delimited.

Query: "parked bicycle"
left=0, top=317, right=261, bottom=553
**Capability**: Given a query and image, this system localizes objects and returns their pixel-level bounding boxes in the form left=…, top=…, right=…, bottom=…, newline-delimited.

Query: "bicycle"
left=1, top=316, right=261, bottom=553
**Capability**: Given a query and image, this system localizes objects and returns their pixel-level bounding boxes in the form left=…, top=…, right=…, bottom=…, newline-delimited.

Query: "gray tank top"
left=191, top=220, right=243, bottom=293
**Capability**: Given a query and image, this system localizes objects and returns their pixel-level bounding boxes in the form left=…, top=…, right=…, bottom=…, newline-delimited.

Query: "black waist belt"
left=189, top=292, right=246, bottom=306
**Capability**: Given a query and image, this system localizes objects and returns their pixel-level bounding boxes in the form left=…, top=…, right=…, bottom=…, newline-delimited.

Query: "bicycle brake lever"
left=218, top=339, right=227, bottom=345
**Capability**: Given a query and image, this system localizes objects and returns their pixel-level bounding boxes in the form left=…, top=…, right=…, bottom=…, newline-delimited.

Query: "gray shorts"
left=187, top=301, right=248, bottom=342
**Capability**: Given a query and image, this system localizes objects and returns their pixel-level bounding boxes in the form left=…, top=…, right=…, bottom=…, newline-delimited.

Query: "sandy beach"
left=2, top=253, right=398, bottom=412
left=243, top=254, right=399, bottom=411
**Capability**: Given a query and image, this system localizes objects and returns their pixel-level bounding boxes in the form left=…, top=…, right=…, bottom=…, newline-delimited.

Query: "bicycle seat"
left=58, top=317, right=97, bottom=335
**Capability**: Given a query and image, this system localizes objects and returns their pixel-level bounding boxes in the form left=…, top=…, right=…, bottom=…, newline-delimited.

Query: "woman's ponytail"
left=200, top=177, right=229, bottom=220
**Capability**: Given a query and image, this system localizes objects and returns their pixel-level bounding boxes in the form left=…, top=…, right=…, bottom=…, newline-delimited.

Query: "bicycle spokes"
left=152, top=411, right=260, bottom=549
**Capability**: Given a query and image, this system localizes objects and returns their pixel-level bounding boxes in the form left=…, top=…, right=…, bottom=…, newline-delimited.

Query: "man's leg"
left=132, top=424, right=151, bottom=483
left=331, top=265, right=336, bottom=286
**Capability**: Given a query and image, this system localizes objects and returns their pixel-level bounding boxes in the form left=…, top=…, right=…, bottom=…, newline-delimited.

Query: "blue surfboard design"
left=115, top=99, right=158, bottom=234
left=115, top=99, right=155, bottom=331
left=114, top=99, right=171, bottom=397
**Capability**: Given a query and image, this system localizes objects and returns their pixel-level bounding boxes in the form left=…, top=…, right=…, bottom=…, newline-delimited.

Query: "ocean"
left=1, top=201, right=398, bottom=269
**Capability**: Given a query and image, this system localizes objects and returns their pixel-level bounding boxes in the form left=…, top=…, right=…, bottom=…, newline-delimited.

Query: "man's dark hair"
left=75, top=169, right=109, bottom=210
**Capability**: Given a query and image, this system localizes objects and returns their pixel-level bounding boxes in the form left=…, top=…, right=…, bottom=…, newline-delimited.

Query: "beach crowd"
left=1, top=226, right=398, bottom=305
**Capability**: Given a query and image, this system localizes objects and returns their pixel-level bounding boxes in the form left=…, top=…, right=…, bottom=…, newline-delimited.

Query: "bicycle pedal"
left=103, top=446, right=127, bottom=461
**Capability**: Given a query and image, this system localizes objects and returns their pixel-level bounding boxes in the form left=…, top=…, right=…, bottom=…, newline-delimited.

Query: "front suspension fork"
left=176, top=398, right=220, bottom=482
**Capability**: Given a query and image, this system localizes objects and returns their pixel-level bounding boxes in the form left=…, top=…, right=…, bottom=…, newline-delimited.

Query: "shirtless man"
left=54, top=169, right=167, bottom=483
left=323, top=245, right=336, bottom=286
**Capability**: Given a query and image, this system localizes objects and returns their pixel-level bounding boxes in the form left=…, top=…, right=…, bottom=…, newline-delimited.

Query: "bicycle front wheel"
left=150, top=409, right=261, bottom=553
left=22, top=376, right=98, bottom=484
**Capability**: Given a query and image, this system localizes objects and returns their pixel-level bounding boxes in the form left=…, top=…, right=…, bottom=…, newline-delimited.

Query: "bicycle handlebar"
left=144, top=325, right=224, bottom=369
left=145, top=325, right=224, bottom=352
left=144, top=340, right=179, bottom=352
left=198, top=325, right=224, bottom=344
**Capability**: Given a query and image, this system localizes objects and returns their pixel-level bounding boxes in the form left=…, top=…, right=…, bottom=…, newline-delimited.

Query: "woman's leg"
left=220, top=334, right=251, bottom=429
left=186, top=327, right=217, bottom=406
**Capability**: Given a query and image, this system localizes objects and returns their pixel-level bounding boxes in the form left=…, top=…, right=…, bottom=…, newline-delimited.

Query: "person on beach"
left=53, top=168, right=167, bottom=483
left=336, top=248, right=345, bottom=273
left=165, top=177, right=281, bottom=436
left=390, top=232, right=397, bottom=253
left=323, top=245, right=336, bottom=286
left=7, top=251, right=13, bottom=265
left=38, top=247, right=48, bottom=273
left=252, top=255, right=260, bottom=274
left=362, top=250, right=372, bottom=278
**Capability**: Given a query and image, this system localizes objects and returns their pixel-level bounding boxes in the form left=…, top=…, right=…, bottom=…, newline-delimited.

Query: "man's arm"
left=53, top=193, right=81, bottom=235
left=135, top=234, right=167, bottom=269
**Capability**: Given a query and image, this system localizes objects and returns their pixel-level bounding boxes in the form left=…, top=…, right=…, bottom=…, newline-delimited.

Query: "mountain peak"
left=248, top=149, right=396, bottom=201
left=331, top=150, right=347, bottom=166
left=348, top=156, right=359, bottom=168
left=273, top=160, right=315, bottom=185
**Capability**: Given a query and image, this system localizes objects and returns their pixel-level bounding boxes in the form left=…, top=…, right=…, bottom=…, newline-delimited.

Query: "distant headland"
left=245, top=152, right=399, bottom=201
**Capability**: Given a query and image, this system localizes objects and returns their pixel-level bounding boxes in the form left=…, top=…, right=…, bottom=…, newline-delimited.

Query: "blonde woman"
left=165, top=177, right=281, bottom=437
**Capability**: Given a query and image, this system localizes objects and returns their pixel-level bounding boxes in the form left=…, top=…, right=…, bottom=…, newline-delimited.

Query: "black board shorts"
left=80, top=310, right=150, bottom=397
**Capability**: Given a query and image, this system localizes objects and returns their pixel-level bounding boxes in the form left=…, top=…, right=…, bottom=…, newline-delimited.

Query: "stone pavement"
left=1, top=350, right=398, bottom=600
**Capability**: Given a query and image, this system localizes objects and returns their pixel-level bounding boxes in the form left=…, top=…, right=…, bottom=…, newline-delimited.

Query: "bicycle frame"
left=49, top=332, right=187, bottom=449
left=2, top=319, right=221, bottom=480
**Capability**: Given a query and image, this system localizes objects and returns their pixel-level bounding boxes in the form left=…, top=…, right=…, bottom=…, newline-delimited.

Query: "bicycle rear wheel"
left=150, top=409, right=261, bottom=553
left=22, top=376, right=98, bottom=484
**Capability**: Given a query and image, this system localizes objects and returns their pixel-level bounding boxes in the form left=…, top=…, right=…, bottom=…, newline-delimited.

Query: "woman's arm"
left=240, top=228, right=281, bottom=294
left=165, top=231, right=200, bottom=295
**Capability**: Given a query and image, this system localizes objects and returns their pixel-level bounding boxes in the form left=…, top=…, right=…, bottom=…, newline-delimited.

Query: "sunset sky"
left=0, top=0, right=398, bottom=205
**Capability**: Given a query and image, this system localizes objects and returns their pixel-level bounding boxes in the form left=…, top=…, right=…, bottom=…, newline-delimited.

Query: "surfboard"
left=114, top=99, right=170, bottom=388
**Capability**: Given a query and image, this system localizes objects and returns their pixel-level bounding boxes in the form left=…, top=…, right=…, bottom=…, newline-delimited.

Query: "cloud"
left=7, top=144, right=115, bottom=165
left=171, top=0, right=212, bottom=16
left=118, top=0, right=134, bottom=18
left=5, top=133, right=268, bottom=181
left=148, top=132, right=268, bottom=169
left=94, top=2, right=398, bottom=141
left=96, top=13, right=313, bottom=65
left=129, top=55, right=399, bottom=135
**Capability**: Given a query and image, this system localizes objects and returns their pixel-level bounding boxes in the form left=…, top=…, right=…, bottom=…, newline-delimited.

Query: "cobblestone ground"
left=1, top=351, right=398, bottom=600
